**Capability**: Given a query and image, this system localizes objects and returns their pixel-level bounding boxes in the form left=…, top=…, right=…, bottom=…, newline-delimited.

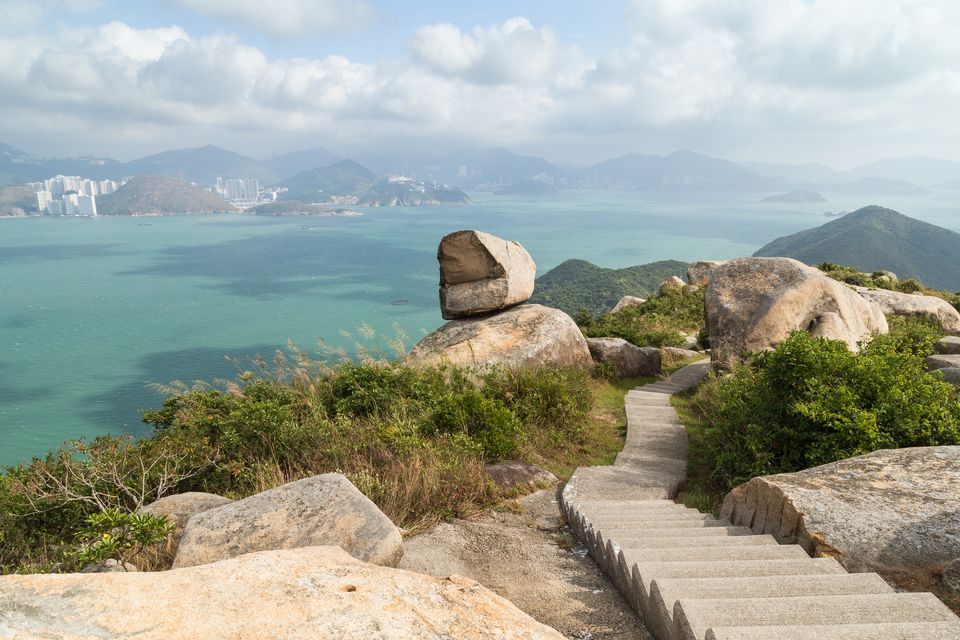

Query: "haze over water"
left=2, top=190, right=958, bottom=466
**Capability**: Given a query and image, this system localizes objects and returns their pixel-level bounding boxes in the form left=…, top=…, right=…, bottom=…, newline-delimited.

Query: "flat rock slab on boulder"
left=485, top=461, right=559, bottom=491
left=586, top=337, right=661, bottom=377
left=173, top=473, right=403, bottom=569
left=663, top=346, right=702, bottom=360
left=0, top=546, right=565, bottom=640
left=611, top=295, right=646, bottom=314
left=720, top=447, right=960, bottom=580
left=937, top=337, right=960, bottom=354
left=855, top=287, right=960, bottom=334
left=438, top=230, right=536, bottom=319
left=407, top=304, right=592, bottom=369
left=927, top=354, right=960, bottom=371
left=705, top=257, right=888, bottom=366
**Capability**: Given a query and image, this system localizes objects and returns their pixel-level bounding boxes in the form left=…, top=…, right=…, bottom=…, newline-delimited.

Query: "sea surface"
left=1, top=190, right=957, bottom=466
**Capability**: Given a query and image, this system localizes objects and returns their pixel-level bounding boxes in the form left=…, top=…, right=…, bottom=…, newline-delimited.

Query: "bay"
left=1, top=190, right=957, bottom=466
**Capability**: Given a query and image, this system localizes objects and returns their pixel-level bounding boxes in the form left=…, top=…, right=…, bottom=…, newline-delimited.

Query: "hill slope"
left=277, top=160, right=377, bottom=202
left=97, top=175, right=237, bottom=215
left=754, top=205, right=960, bottom=290
left=530, top=259, right=689, bottom=315
left=125, top=145, right=278, bottom=184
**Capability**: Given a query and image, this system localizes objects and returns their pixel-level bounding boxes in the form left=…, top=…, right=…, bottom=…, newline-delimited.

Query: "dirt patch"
left=400, top=487, right=652, bottom=639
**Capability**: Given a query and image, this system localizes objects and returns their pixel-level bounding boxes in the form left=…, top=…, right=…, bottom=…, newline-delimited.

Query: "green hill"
left=530, top=258, right=689, bottom=315
left=277, top=160, right=376, bottom=202
left=754, top=205, right=960, bottom=290
left=97, top=175, right=237, bottom=215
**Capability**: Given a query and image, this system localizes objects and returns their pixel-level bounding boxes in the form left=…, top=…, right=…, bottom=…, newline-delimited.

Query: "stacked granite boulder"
left=408, top=230, right=592, bottom=368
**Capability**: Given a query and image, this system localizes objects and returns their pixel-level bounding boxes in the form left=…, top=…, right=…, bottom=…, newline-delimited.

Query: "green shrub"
left=69, top=509, right=172, bottom=570
left=580, top=286, right=705, bottom=348
left=690, top=331, right=960, bottom=489
left=429, top=390, right=522, bottom=458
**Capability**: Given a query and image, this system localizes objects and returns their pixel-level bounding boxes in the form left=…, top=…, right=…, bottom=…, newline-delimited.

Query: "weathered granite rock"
left=663, top=347, right=702, bottom=360
left=934, top=367, right=960, bottom=387
left=80, top=559, right=138, bottom=573
left=687, top=260, right=728, bottom=285
left=927, top=354, right=960, bottom=371
left=677, top=332, right=700, bottom=351
left=705, top=257, right=888, bottom=366
left=0, top=546, right=565, bottom=640
left=611, top=295, right=646, bottom=314
left=937, top=337, right=960, bottom=355
left=855, top=287, right=960, bottom=334
left=173, top=474, right=403, bottom=569
left=485, top=460, right=559, bottom=490
left=659, top=275, right=686, bottom=294
left=942, top=559, right=960, bottom=597
left=720, top=447, right=960, bottom=578
left=438, top=230, right=536, bottom=319
left=407, top=304, right=592, bottom=369
left=586, top=337, right=662, bottom=377
left=141, top=492, right=233, bottom=554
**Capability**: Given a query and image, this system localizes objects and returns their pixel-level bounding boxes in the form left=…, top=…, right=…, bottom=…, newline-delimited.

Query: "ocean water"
left=1, top=190, right=957, bottom=466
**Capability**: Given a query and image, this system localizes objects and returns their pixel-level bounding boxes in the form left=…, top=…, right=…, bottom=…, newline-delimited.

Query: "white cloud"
left=171, top=0, right=376, bottom=37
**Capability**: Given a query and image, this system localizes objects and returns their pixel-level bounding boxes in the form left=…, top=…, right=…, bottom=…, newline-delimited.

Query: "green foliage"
left=530, top=258, right=689, bottom=316
left=69, top=509, right=172, bottom=570
left=579, top=285, right=705, bottom=348
left=688, top=330, right=960, bottom=490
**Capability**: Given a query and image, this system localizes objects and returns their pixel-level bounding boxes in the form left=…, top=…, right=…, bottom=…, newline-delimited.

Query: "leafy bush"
left=579, top=285, right=705, bottom=347
left=70, top=509, right=172, bottom=571
left=689, top=330, right=960, bottom=489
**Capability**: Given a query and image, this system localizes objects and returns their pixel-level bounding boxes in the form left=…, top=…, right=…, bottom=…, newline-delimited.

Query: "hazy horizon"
left=3, top=1, right=960, bottom=167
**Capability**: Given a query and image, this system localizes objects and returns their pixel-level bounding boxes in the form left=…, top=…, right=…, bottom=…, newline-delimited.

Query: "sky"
left=2, top=0, right=960, bottom=167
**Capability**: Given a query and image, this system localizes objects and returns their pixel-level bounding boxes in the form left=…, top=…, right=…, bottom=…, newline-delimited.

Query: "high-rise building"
left=35, top=191, right=53, bottom=213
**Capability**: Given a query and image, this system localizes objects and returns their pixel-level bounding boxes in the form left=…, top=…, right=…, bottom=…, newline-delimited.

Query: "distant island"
left=97, top=175, right=237, bottom=215
left=760, top=190, right=826, bottom=203
left=494, top=180, right=559, bottom=196
left=247, top=201, right=360, bottom=217
left=754, top=205, right=960, bottom=290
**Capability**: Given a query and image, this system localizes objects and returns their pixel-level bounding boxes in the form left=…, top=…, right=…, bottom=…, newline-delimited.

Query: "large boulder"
left=141, top=492, right=232, bottom=551
left=934, top=367, right=960, bottom=387
left=720, top=447, right=960, bottom=579
left=0, top=546, right=565, bottom=640
left=438, top=230, right=536, bottom=319
left=927, top=354, right=960, bottom=371
left=586, top=337, right=661, bottom=377
left=704, top=257, right=888, bottom=366
left=173, top=474, right=403, bottom=569
left=687, top=260, right=728, bottom=285
left=937, top=337, right=960, bottom=354
left=610, top=295, right=646, bottom=314
left=485, top=460, right=559, bottom=491
left=855, top=287, right=960, bottom=334
left=407, top=304, right=592, bottom=369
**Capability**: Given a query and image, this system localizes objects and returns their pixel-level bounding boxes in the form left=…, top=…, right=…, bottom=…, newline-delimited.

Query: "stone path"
left=561, top=361, right=960, bottom=640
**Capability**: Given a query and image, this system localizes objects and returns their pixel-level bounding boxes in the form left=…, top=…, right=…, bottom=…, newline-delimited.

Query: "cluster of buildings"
left=210, top=177, right=278, bottom=207
left=29, top=175, right=125, bottom=216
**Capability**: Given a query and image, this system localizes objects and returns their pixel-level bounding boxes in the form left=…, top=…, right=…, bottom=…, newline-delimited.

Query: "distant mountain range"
left=754, top=205, right=960, bottom=290
left=530, top=259, right=688, bottom=315
left=4, top=141, right=960, bottom=199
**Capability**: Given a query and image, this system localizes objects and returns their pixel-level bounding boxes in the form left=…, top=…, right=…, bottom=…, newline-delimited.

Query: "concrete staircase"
left=561, top=361, right=960, bottom=640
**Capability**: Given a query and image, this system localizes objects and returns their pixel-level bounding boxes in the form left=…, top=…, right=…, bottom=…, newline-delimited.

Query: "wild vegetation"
left=0, top=348, right=641, bottom=574
left=675, top=316, right=960, bottom=513
left=576, top=283, right=706, bottom=348
left=817, top=261, right=960, bottom=310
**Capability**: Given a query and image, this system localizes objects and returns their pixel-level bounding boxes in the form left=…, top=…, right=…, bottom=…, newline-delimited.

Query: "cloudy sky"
left=2, top=0, right=959, bottom=166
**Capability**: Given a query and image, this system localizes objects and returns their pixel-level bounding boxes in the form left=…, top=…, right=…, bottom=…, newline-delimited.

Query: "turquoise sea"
left=1, top=190, right=957, bottom=466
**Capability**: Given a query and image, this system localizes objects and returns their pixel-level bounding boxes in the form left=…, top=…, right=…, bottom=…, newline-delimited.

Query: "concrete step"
left=624, top=543, right=810, bottom=565
left=704, top=621, right=960, bottom=640
left=609, top=527, right=754, bottom=542
left=647, top=573, right=893, bottom=639
left=675, top=592, right=958, bottom=640
left=588, top=510, right=711, bottom=524
left=576, top=504, right=695, bottom=518
left=616, top=534, right=778, bottom=550
left=588, top=516, right=731, bottom=531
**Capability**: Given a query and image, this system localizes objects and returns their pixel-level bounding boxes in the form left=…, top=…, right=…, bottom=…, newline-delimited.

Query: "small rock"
left=855, top=287, right=960, bottom=335
left=173, top=473, right=404, bottom=569
left=927, top=354, right=960, bottom=371
left=140, top=492, right=233, bottom=553
left=659, top=275, right=686, bottom=295
left=937, top=337, right=960, bottom=355
left=610, top=295, right=645, bottom=314
left=438, top=230, right=536, bottom=320
left=663, top=347, right=701, bottom=360
left=586, top=337, right=661, bottom=377
left=485, top=461, right=559, bottom=491
left=80, top=559, right=138, bottom=573
left=934, top=367, right=960, bottom=387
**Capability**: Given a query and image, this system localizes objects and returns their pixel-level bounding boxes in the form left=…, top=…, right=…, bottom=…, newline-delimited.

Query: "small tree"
left=71, top=509, right=172, bottom=570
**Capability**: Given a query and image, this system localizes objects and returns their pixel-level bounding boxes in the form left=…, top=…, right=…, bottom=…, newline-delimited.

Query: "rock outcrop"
left=935, top=367, right=960, bottom=387
left=586, top=337, right=661, bottom=377
left=408, top=304, right=591, bottom=369
left=927, top=354, right=960, bottom=371
left=720, top=447, right=960, bottom=580
left=141, top=492, right=232, bottom=554
left=438, top=230, right=536, bottom=319
left=855, top=287, right=960, bottom=334
left=173, top=474, right=403, bottom=569
left=610, top=295, right=646, bottom=314
left=0, top=546, right=565, bottom=640
left=687, top=260, right=727, bottom=285
left=485, top=460, right=559, bottom=491
left=938, top=336, right=960, bottom=354
left=704, top=257, right=888, bottom=366
left=659, top=275, right=686, bottom=294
